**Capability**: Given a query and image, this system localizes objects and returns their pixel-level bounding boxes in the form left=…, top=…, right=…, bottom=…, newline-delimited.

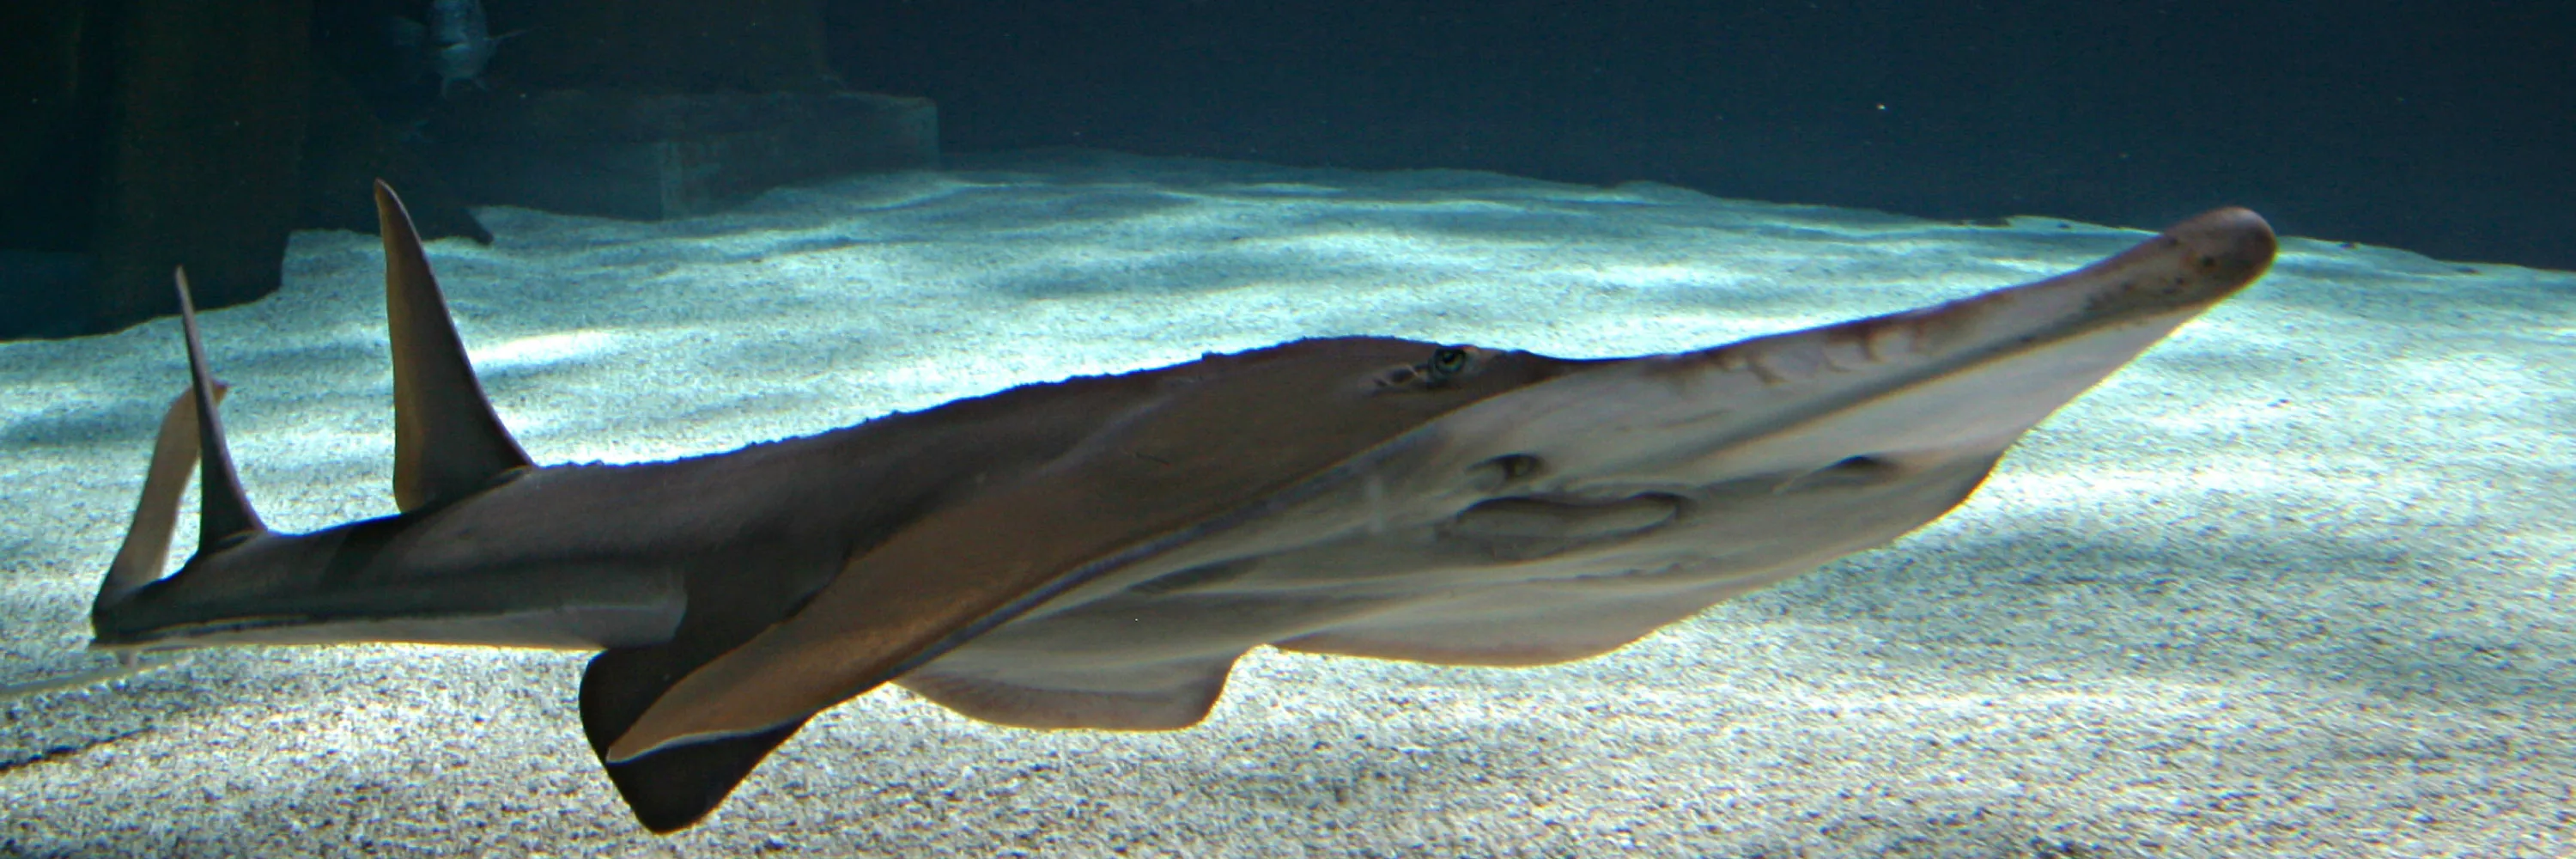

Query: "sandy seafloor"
left=2, top=149, right=2572, bottom=858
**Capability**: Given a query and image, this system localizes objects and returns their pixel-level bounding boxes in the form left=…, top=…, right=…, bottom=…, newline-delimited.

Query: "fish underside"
left=76, top=182, right=2275, bottom=832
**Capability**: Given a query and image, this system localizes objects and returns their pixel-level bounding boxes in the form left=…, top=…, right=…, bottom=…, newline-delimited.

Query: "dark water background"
left=829, top=0, right=2573, bottom=271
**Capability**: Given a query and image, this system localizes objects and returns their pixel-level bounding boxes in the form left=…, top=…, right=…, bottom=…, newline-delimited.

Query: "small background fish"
left=416, top=0, right=521, bottom=97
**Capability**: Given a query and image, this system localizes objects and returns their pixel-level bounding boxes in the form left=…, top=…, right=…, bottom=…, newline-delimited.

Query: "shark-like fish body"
left=86, top=182, right=2276, bottom=832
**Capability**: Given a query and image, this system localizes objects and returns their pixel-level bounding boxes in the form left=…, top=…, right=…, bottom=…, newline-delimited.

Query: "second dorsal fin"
left=374, top=180, right=532, bottom=512
left=172, top=269, right=265, bottom=548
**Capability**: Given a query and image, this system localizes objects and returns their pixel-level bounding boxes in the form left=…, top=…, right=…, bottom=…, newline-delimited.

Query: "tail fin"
left=374, top=180, right=532, bottom=512
left=96, top=383, right=227, bottom=606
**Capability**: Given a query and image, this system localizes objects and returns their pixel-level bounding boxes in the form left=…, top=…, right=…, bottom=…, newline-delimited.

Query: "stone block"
left=81, top=0, right=313, bottom=336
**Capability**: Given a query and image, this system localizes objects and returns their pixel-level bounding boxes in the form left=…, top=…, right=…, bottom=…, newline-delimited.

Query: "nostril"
left=1781, top=454, right=1902, bottom=492
left=1828, top=455, right=1889, bottom=472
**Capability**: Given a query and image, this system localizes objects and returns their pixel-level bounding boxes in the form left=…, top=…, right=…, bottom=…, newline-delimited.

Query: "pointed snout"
left=2071, top=207, right=2276, bottom=318
left=2168, top=207, right=2278, bottom=286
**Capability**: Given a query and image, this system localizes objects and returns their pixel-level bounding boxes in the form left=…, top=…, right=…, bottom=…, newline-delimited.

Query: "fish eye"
left=1427, top=347, right=1471, bottom=381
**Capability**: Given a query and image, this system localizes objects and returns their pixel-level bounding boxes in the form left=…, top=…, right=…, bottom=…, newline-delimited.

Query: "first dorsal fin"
left=172, top=269, right=265, bottom=547
left=373, top=180, right=532, bottom=512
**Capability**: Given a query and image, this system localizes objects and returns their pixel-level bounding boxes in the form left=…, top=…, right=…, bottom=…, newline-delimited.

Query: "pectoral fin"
left=597, top=476, right=1211, bottom=764
left=898, top=654, right=1243, bottom=730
